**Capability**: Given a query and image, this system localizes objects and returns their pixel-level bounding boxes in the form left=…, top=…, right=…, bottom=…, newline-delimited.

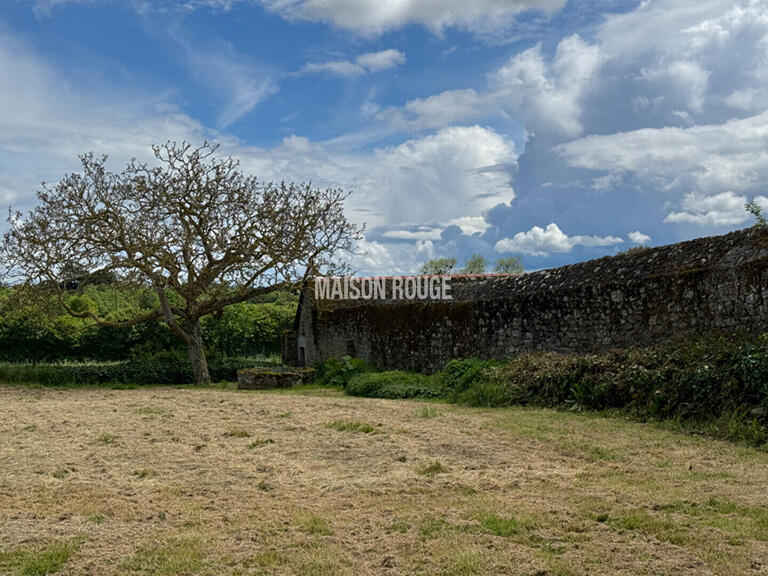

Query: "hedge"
left=0, top=357, right=276, bottom=386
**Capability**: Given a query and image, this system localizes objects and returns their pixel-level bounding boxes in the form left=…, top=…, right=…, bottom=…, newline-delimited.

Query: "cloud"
left=628, top=231, right=651, bottom=245
left=556, top=111, right=768, bottom=195
left=168, top=32, right=276, bottom=129
left=355, top=49, right=405, bottom=72
left=261, top=0, right=566, bottom=35
left=298, top=49, right=405, bottom=76
left=447, top=216, right=490, bottom=236
left=382, top=227, right=442, bottom=241
left=375, top=35, right=601, bottom=139
left=377, top=89, right=487, bottom=133
left=379, top=216, right=490, bottom=242
left=494, top=223, right=623, bottom=256
left=0, top=26, right=210, bottom=212
left=350, top=238, right=435, bottom=276
left=641, top=60, right=710, bottom=113
left=236, top=125, right=516, bottom=230
left=663, top=192, right=768, bottom=226
left=492, top=35, right=602, bottom=138
left=299, top=60, right=366, bottom=77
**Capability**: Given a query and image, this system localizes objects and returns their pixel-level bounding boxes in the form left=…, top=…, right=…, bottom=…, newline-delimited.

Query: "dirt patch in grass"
left=1, top=386, right=768, bottom=575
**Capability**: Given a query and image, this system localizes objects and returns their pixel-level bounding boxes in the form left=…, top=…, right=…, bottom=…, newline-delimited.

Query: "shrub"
left=437, top=358, right=496, bottom=400
left=326, top=332, right=768, bottom=448
left=345, top=371, right=442, bottom=399
left=0, top=357, right=276, bottom=386
left=312, top=356, right=374, bottom=387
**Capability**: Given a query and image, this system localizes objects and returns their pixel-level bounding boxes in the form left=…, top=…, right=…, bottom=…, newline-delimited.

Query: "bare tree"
left=1, top=142, right=361, bottom=384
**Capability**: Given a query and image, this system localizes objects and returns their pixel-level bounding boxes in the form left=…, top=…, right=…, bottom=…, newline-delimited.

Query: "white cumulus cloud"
left=237, top=125, right=515, bottom=231
left=494, top=223, right=623, bottom=257
left=492, top=35, right=602, bottom=138
left=663, top=192, right=768, bottom=226
left=628, top=231, right=652, bottom=245
left=556, top=111, right=768, bottom=195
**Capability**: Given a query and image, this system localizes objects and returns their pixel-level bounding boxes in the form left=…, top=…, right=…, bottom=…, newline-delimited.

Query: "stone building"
left=282, top=228, right=768, bottom=372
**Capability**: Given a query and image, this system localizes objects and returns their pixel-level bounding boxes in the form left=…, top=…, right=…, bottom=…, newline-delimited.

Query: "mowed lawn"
left=1, top=386, right=768, bottom=576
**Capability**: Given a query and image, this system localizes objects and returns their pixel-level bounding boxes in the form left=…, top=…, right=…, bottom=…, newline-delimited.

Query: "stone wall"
left=285, top=228, right=768, bottom=372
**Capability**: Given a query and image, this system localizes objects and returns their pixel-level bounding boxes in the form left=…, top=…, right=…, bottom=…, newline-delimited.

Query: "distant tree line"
left=419, top=254, right=523, bottom=275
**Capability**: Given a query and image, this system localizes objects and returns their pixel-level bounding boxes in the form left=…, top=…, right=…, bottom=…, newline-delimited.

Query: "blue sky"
left=2, top=0, right=767, bottom=275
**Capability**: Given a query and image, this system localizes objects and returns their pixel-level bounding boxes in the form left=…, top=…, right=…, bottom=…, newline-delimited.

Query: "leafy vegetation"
left=419, top=257, right=457, bottom=275
left=461, top=254, right=487, bottom=274
left=419, top=255, right=525, bottom=275
left=746, top=200, right=767, bottom=228
left=0, top=356, right=276, bottom=386
left=315, top=333, right=768, bottom=447
left=0, top=285, right=297, bottom=363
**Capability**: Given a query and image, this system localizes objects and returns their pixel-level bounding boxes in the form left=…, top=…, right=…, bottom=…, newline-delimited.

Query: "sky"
left=1, top=0, right=768, bottom=275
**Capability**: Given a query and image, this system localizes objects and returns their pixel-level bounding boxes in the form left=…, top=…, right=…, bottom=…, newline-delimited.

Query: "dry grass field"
left=1, top=384, right=768, bottom=576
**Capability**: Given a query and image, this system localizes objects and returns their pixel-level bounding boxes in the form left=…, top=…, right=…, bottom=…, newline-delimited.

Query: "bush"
left=0, top=286, right=298, bottom=362
left=312, top=356, right=374, bottom=387
left=346, top=371, right=442, bottom=399
left=321, top=333, right=768, bottom=447
left=0, top=357, right=276, bottom=386
left=437, top=358, right=497, bottom=400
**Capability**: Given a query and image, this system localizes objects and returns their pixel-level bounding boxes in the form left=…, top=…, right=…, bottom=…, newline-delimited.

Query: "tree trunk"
left=187, top=319, right=211, bottom=385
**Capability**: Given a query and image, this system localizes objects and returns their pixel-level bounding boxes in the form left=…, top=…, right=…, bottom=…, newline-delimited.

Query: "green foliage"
left=0, top=357, right=275, bottom=386
left=312, top=356, right=374, bottom=387
left=438, top=358, right=498, bottom=402
left=461, top=254, right=487, bottom=274
left=323, top=333, right=768, bottom=447
left=493, top=256, right=524, bottom=274
left=419, top=257, right=457, bottom=275
left=202, top=294, right=298, bottom=356
left=0, top=285, right=297, bottom=362
left=345, top=370, right=442, bottom=399
left=746, top=200, right=767, bottom=228
left=493, top=256, right=525, bottom=274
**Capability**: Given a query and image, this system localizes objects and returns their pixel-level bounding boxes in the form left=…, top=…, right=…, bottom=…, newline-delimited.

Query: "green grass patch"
left=475, top=512, right=534, bottom=537
left=122, top=536, right=206, bottom=575
left=0, top=540, right=79, bottom=576
left=608, top=509, right=690, bottom=545
left=417, top=460, right=447, bottom=477
left=324, top=420, right=379, bottom=434
left=415, top=405, right=440, bottom=418
left=223, top=428, right=250, bottom=438
left=418, top=516, right=451, bottom=538
left=295, top=514, right=333, bottom=536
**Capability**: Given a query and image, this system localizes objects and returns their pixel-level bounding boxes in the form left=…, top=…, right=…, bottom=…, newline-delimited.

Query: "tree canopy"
left=419, top=257, right=457, bottom=275
left=1, top=142, right=360, bottom=384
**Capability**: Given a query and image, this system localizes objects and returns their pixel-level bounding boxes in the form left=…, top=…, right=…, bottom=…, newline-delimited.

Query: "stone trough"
left=237, top=366, right=313, bottom=390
